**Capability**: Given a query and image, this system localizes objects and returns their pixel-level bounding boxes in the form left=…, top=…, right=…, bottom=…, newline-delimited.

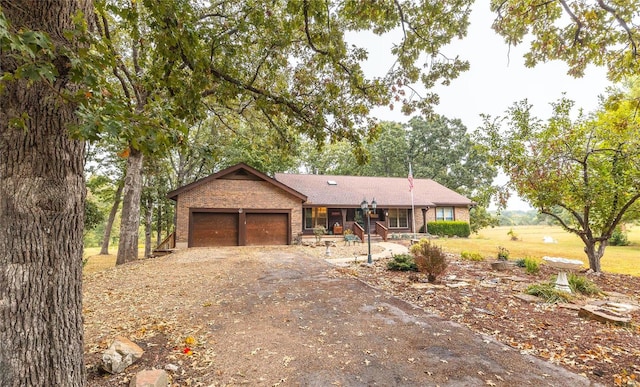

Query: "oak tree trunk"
left=0, top=1, right=91, bottom=385
left=116, top=148, right=144, bottom=265
left=99, top=179, right=124, bottom=255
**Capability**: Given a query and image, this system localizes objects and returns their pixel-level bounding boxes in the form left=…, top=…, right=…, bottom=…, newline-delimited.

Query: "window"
left=304, top=207, right=327, bottom=229
left=436, top=207, right=454, bottom=221
left=388, top=208, right=409, bottom=228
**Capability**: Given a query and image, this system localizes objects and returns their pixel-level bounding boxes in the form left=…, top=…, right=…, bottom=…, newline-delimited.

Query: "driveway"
left=83, top=246, right=600, bottom=386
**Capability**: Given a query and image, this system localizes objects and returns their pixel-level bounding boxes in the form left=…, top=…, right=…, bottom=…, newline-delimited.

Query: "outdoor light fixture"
left=361, top=198, right=377, bottom=264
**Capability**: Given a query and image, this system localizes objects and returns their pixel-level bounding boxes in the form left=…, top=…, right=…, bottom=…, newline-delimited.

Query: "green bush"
left=515, top=259, right=526, bottom=267
left=497, top=246, right=509, bottom=261
left=427, top=221, right=470, bottom=238
left=313, top=225, right=326, bottom=242
left=609, top=227, right=630, bottom=246
left=387, top=254, right=418, bottom=272
left=523, top=257, right=540, bottom=274
left=568, top=273, right=601, bottom=295
left=526, top=282, right=572, bottom=303
left=410, top=239, right=448, bottom=282
left=460, top=250, right=484, bottom=261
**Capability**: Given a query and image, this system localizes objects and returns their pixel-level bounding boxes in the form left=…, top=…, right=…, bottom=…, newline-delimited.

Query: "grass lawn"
left=82, top=246, right=145, bottom=274
left=433, top=225, right=640, bottom=276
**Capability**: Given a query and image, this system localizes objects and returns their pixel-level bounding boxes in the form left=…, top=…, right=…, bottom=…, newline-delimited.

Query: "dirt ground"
left=81, top=242, right=624, bottom=386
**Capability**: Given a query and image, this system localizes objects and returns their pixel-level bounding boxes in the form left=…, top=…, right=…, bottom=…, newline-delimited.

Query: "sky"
left=350, top=3, right=613, bottom=210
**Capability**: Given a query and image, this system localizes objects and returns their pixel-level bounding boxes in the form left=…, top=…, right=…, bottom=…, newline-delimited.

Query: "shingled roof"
left=274, top=173, right=473, bottom=208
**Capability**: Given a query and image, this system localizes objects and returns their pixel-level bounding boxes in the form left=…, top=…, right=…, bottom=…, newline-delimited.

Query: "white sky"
left=351, top=3, right=613, bottom=211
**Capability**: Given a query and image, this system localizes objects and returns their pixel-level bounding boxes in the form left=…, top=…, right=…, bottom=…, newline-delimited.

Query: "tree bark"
left=584, top=240, right=605, bottom=273
left=0, top=1, right=91, bottom=385
left=116, top=148, right=144, bottom=265
left=99, top=179, right=124, bottom=255
left=156, top=201, right=162, bottom=246
left=143, top=196, right=153, bottom=258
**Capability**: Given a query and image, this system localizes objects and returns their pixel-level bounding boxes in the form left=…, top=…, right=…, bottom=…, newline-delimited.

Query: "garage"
left=190, top=212, right=239, bottom=247
left=189, top=210, right=290, bottom=247
left=168, top=163, right=306, bottom=249
left=246, top=213, right=288, bottom=245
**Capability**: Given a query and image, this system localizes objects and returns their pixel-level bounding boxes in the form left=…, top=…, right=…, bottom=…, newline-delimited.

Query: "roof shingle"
left=274, top=173, right=473, bottom=208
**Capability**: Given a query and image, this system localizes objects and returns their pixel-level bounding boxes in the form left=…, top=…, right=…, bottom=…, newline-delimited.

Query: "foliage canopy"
left=476, top=92, right=640, bottom=272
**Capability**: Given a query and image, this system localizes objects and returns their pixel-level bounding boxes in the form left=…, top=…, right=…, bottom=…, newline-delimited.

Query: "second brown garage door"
left=246, top=213, right=288, bottom=245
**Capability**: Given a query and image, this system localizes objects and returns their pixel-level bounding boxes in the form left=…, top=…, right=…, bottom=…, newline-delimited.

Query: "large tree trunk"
left=116, top=148, right=144, bottom=265
left=0, top=1, right=91, bottom=385
left=99, top=179, right=124, bottom=255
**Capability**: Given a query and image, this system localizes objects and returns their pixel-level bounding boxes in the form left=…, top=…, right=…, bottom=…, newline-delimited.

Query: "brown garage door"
left=190, top=212, right=238, bottom=247
left=246, top=213, right=288, bottom=245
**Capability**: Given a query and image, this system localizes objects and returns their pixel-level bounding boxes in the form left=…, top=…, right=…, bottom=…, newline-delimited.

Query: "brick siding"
left=175, top=179, right=303, bottom=248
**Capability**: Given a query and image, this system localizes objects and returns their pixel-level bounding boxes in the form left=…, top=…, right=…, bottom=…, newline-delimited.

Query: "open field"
left=434, top=225, right=640, bottom=276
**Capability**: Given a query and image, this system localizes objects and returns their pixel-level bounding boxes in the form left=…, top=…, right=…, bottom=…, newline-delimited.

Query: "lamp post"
left=360, top=197, right=377, bottom=264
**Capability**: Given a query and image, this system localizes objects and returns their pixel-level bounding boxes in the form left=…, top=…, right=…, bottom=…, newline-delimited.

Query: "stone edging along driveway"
left=83, top=246, right=602, bottom=386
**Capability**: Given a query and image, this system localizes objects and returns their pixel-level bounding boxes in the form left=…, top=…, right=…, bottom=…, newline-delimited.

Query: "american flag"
left=408, top=164, right=414, bottom=192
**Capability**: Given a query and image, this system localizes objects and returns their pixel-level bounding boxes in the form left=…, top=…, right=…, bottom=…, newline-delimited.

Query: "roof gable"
left=167, top=163, right=307, bottom=201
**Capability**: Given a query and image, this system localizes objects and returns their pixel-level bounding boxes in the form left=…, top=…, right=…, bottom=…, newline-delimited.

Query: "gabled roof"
left=167, top=163, right=307, bottom=201
left=274, top=173, right=473, bottom=208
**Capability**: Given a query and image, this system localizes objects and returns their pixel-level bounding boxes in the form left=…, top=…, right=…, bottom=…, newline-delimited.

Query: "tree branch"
left=99, top=11, right=139, bottom=105
left=596, top=0, right=637, bottom=57
left=558, top=0, right=583, bottom=45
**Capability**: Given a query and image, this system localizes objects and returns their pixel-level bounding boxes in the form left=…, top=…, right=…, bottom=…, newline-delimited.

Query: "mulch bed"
left=338, top=249, right=640, bottom=386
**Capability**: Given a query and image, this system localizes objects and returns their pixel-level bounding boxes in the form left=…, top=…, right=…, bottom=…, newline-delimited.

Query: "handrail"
left=155, top=231, right=175, bottom=250
left=352, top=222, right=365, bottom=242
left=375, top=222, right=389, bottom=241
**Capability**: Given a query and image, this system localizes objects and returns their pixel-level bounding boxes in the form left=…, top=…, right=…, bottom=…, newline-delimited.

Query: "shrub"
left=609, top=227, right=630, bottom=246
left=568, top=273, right=601, bottom=295
left=387, top=254, right=418, bottom=272
left=460, top=250, right=484, bottom=261
left=313, top=225, right=326, bottom=242
left=410, top=239, right=448, bottom=282
left=515, top=258, right=526, bottom=267
left=523, top=257, right=540, bottom=274
left=497, top=246, right=509, bottom=261
left=526, top=282, right=572, bottom=303
left=507, top=228, right=519, bottom=241
left=426, top=221, right=470, bottom=238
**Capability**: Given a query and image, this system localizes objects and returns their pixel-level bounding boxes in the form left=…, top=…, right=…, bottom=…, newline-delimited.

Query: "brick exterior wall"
left=174, top=179, right=303, bottom=248
left=414, top=206, right=470, bottom=232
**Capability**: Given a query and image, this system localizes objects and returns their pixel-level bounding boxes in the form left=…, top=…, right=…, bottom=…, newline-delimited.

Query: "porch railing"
left=352, top=222, right=365, bottom=242
left=155, top=231, right=175, bottom=251
left=375, top=222, right=389, bottom=241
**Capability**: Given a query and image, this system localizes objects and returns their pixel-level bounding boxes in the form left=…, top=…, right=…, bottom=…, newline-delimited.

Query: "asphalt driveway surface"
left=83, top=246, right=601, bottom=386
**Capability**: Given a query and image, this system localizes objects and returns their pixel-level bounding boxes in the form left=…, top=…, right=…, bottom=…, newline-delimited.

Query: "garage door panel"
left=191, top=212, right=238, bottom=247
left=246, top=213, right=288, bottom=245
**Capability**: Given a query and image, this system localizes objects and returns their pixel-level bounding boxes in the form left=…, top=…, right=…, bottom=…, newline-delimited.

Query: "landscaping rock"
left=578, top=304, right=632, bottom=327
left=446, top=282, right=470, bottom=288
left=490, top=261, right=509, bottom=271
left=557, top=303, right=582, bottom=311
left=102, top=336, right=144, bottom=374
left=129, top=369, right=168, bottom=387
left=513, top=294, right=542, bottom=303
